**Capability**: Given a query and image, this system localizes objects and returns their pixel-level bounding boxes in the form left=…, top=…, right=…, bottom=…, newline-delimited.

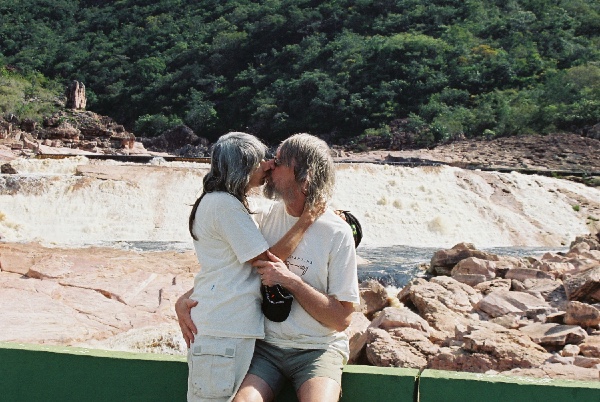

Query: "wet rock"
left=429, top=243, right=499, bottom=276
left=1, top=163, right=17, bottom=174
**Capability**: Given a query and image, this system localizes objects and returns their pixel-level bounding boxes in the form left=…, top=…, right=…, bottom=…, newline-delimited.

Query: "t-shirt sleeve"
left=249, top=198, right=274, bottom=229
left=213, top=195, right=270, bottom=264
left=327, top=227, right=360, bottom=304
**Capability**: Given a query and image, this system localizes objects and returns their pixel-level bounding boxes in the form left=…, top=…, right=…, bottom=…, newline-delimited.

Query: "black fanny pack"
left=261, top=284, right=293, bottom=322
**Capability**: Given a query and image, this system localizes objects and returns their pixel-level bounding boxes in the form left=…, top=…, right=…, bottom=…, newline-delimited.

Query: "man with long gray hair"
left=178, top=133, right=359, bottom=402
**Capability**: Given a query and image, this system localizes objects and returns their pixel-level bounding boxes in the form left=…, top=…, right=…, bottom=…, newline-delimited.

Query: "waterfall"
left=1, top=157, right=598, bottom=249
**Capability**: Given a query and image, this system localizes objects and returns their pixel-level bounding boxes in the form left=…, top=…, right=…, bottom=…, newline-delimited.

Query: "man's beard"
left=263, top=179, right=281, bottom=200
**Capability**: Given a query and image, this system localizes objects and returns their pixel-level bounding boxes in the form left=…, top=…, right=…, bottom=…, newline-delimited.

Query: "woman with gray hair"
left=181, top=132, right=323, bottom=402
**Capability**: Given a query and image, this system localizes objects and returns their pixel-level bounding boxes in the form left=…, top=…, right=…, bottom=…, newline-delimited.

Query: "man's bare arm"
left=249, top=201, right=325, bottom=263
left=253, top=251, right=354, bottom=332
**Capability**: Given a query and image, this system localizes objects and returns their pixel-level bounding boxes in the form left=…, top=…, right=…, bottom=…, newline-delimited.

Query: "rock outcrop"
left=0, top=110, right=137, bottom=156
left=347, top=230, right=600, bottom=381
left=65, top=80, right=86, bottom=110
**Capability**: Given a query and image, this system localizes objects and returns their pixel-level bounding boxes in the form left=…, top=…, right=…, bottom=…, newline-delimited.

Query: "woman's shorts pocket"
left=190, top=339, right=236, bottom=398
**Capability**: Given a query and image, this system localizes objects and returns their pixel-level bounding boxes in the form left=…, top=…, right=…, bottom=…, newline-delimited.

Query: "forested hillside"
left=0, top=0, right=599, bottom=145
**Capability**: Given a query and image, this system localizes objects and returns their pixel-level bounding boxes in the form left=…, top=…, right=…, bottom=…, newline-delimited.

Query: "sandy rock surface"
left=0, top=242, right=197, bottom=354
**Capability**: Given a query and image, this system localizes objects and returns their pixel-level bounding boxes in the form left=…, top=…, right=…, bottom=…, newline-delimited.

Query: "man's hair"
left=278, top=133, right=335, bottom=208
left=188, top=132, right=267, bottom=240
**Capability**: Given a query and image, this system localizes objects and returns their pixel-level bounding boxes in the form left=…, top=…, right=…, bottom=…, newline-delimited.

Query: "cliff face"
left=0, top=109, right=136, bottom=156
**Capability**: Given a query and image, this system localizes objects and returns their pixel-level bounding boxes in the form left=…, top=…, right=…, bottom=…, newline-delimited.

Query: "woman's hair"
left=277, top=133, right=335, bottom=209
left=188, top=132, right=268, bottom=240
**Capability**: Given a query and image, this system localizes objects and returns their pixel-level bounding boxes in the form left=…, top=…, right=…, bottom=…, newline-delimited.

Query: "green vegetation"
left=572, top=204, right=581, bottom=212
left=0, top=0, right=598, bottom=144
left=0, top=66, right=63, bottom=122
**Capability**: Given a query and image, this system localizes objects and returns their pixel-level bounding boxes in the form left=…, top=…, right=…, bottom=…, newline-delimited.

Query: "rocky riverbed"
left=1, top=231, right=599, bottom=382
left=348, top=231, right=600, bottom=382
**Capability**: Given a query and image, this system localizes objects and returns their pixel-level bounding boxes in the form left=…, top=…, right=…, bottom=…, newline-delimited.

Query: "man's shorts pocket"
left=190, top=339, right=237, bottom=398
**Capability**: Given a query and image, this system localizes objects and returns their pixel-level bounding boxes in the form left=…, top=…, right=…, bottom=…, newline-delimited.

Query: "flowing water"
left=2, top=156, right=593, bottom=286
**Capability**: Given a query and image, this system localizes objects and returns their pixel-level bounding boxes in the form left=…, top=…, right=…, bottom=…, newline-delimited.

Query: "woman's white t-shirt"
left=190, top=192, right=269, bottom=339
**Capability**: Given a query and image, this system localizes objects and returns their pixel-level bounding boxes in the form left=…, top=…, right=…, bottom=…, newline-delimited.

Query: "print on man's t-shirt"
left=285, top=255, right=313, bottom=276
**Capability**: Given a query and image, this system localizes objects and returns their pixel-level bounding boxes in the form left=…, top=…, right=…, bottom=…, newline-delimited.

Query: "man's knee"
left=297, top=377, right=341, bottom=402
left=233, top=374, right=274, bottom=402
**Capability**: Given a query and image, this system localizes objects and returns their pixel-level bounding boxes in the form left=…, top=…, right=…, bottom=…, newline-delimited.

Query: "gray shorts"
left=247, top=340, right=344, bottom=394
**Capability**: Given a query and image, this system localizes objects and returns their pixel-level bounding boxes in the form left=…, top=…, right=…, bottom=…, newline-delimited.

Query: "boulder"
left=534, top=260, right=576, bottom=279
left=505, top=268, right=554, bottom=281
left=452, top=257, right=497, bottom=279
left=476, top=290, right=550, bottom=318
left=365, top=328, right=427, bottom=369
left=345, top=312, right=371, bottom=364
left=518, top=323, right=588, bottom=346
left=397, top=277, right=481, bottom=338
left=356, top=279, right=389, bottom=318
left=561, top=344, right=580, bottom=357
left=510, top=278, right=567, bottom=310
left=564, top=266, right=600, bottom=303
left=459, top=326, right=550, bottom=371
left=370, top=307, right=431, bottom=336
left=388, top=327, right=440, bottom=357
left=564, top=301, right=600, bottom=327
left=429, top=243, right=500, bottom=276
left=579, top=334, right=600, bottom=357
left=570, top=231, right=600, bottom=251
left=474, top=278, right=512, bottom=295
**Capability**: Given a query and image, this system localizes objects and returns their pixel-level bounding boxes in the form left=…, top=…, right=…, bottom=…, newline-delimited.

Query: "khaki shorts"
left=187, top=336, right=256, bottom=402
left=247, top=340, right=344, bottom=394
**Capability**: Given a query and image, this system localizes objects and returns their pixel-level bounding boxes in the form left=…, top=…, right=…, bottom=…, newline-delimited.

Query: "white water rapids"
left=1, top=156, right=598, bottom=249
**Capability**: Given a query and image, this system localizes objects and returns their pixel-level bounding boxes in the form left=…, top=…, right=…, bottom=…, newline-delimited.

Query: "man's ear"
left=300, top=173, right=311, bottom=195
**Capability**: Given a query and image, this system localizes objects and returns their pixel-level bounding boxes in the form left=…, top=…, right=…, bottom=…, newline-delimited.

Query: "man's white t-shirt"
left=190, top=192, right=269, bottom=339
left=255, top=201, right=360, bottom=361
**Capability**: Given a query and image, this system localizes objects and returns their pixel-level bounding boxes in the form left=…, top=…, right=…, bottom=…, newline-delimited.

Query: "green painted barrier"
left=419, top=369, right=600, bottom=402
left=1, top=342, right=598, bottom=402
left=0, top=342, right=188, bottom=401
